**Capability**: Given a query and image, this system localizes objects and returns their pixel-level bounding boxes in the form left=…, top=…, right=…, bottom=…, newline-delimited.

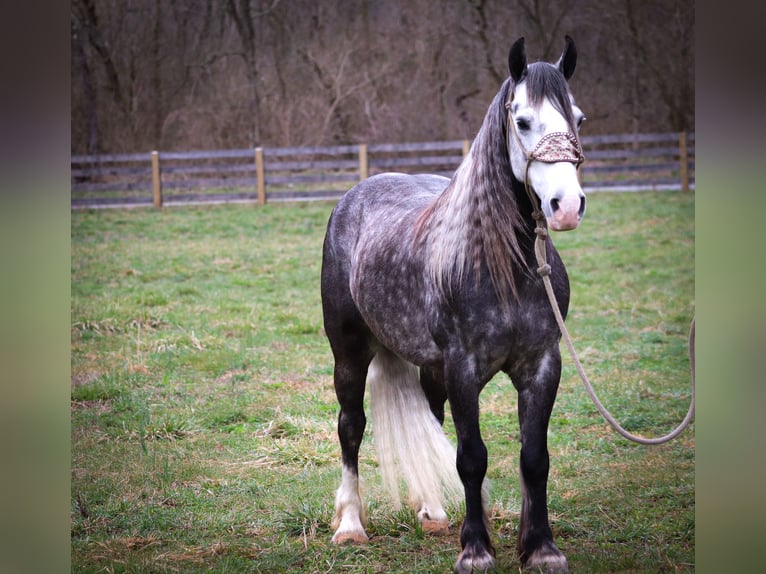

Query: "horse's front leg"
left=445, top=359, right=494, bottom=574
left=512, top=349, right=569, bottom=573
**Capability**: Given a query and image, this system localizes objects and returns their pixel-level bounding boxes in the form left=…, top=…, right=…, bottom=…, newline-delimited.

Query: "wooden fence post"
left=358, top=143, right=368, bottom=181
left=679, top=131, right=689, bottom=192
left=151, top=151, right=162, bottom=208
left=255, top=147, right=266, bottom=205
left=462, top=140, right=470, bottom=156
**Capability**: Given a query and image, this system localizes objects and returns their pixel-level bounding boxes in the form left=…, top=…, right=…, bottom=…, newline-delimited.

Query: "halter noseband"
left=505, top=98, right=584, bottom=222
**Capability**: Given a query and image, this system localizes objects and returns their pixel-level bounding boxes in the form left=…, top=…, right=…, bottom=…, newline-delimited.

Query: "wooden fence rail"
left=71, top=132, right=694, bottom=209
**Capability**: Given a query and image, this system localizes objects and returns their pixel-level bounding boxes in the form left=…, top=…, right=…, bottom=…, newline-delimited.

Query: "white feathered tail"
left=367, top=350, right=464, bottom=513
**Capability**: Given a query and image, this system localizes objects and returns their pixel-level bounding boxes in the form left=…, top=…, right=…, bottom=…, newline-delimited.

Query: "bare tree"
left=224, top=0, right=283, bottom=146
left=69, top=0, right=694, bottom=154
left=515, top=0, right=574, bottom=61
left=625, top=0, right=694, bottom=132
left=467, top=0, right=505, bottom=85
left=298, top=34, right=398, bottom=144
left=71, top=0, right=130, bottom=152
left=148, top=0, right=163, bottom=147
left=71, top=10, right=100, bottom=154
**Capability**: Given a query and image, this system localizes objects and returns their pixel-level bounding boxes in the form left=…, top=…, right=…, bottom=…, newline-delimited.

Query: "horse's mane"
left=415, top=63, right=574, bottom=307
left=414, top=78, right=523, bottom=307
left=523, top=62, right=578, bottom=134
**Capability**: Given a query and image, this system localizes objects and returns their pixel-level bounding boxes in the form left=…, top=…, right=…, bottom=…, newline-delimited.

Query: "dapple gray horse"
left=321, top=36, right=585, bottom=573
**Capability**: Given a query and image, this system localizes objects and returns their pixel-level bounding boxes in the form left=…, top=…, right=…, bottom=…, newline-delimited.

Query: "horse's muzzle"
left=548, top=191, right=586, bottom=231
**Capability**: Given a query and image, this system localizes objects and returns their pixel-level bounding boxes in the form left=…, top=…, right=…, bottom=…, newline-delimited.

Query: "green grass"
left=71, top=191, right=694, bottom=573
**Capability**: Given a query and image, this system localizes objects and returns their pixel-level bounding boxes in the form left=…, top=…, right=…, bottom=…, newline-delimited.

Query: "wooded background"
left=70, top=0, right=693, bottom=155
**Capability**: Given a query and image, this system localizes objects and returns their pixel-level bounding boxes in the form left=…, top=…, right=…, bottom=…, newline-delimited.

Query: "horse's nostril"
left=550, top=198, right=560, bottom=212
left=578, top=195, right=586, bottom=218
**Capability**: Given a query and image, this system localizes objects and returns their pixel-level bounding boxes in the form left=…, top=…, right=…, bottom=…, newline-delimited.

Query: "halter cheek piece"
left=504, top=98, right=584, bottom=223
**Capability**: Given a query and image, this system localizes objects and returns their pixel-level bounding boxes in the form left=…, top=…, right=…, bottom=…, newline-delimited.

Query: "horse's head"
left=506, top=36, right=586, bottom=231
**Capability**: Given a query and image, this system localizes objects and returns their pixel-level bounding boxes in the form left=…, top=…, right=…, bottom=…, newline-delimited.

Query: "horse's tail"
left=367, top=349, right=464, bottom=513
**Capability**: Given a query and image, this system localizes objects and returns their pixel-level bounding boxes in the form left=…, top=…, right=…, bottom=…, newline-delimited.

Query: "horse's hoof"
left=523, top=542, right=569, bottom=573
left=455, top=546, right=495, bottom=573
left=331, top=529, right=369, bottom=545
left=421, top=518, right=450, bottom=535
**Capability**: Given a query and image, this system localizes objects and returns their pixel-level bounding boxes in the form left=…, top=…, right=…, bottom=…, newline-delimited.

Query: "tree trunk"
left=71, top=13, right=100, bottom=154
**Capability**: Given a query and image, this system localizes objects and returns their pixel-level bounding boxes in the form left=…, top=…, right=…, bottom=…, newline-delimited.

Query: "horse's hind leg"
left=322, top=235, right=375, bottom=544
left=420, top=365, right=447, bottom=425
left=415, top=366, right=451, bottom=534
left=512, top=350, right=569, bottom=573
left=323, top=289, right=374, bottom=544
left=331, top=353, right=372, bottom=544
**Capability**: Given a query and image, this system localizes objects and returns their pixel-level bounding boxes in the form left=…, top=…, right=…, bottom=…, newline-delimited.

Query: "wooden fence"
left=71, top=132, right=694, bottom=209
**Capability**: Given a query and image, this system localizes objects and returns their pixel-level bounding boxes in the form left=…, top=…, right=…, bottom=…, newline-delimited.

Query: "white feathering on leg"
left=331, top=465, right=368, bottom=544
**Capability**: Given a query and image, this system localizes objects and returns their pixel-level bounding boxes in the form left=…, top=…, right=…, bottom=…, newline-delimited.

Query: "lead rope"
left=506, top=100, right=696, bottom=444
left=534, top=217, right=695, bottom=445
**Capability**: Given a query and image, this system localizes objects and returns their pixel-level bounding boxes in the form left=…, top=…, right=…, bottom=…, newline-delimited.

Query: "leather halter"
left=504, top=97, right=584, bottom=221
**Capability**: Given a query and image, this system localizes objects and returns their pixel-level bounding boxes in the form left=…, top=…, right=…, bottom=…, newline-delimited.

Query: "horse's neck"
left=439, top=127, right=530, bottom=236
left=508, top=172, right=536, bottom=231
left=416, top=122, right=532, bottom=303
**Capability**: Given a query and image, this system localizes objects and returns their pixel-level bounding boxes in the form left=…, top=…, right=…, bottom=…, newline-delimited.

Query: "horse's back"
left=324, top=172, right=448, bottom=258
left=346, top=172, right=450, bottom=204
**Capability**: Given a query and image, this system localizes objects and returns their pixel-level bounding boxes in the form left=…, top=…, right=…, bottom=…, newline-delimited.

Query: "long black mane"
left=519, top=62, right=579, bottom=134
left=415, top=62, right=575, bottom=306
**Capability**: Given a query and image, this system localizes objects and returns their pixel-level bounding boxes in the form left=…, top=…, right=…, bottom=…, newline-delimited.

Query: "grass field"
left=71, top=190, right=694, bottom=573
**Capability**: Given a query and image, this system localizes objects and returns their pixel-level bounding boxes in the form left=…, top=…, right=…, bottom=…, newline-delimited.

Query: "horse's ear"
left=508, top=37, right=527, bottom=83
left=556, top=35, right=577, bottom=80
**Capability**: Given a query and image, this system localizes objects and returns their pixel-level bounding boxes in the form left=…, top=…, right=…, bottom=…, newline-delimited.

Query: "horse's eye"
left=516, top=118, right=530, bottom=131
left=577, top=116, right=586, bottom=128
